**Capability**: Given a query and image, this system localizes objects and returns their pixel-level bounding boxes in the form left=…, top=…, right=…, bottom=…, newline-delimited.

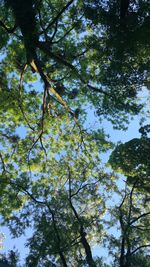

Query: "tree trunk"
left=80, top=226, right=97, bottom=267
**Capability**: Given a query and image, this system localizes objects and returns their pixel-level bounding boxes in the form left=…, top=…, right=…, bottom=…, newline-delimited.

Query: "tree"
left=109, top=133, right=150, bottom=192
left=0, top=0, right=149, bottom=128
left=108, top=127, right=150, bottom=266
left=0, top=1, right=149, bottom=266
left=106, top=181, right=150, bottom=267
left=0, top=114, right=115, bottom=266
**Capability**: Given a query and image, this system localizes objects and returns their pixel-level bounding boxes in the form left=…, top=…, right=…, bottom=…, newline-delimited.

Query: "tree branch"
left=44, top=0, right=74, bottom=32
left=52, top=15, right=84, bottom=44
left=130, top=212, right=150, bottom=225
left=130, top=244, right=150, bottom=255
left=50, top=20, right=58, bottom=41
left=68, top=167, right=97, bottom=267
left=37, top=41, right=109, bottom=96
left=128, top=179, right=139, bottom=224
left=0, top=21, right=17, bottom=33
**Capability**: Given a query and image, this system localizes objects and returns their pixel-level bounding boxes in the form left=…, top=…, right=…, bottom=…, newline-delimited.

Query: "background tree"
left=109, top=128, right=150, bottom=192
left=105, top=180, right=150, bottom=267
left=108, top=126, right=150, bottom=266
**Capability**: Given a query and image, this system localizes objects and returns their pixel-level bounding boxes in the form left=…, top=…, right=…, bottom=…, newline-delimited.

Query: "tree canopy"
left=0, top=0, right=149, bottom=266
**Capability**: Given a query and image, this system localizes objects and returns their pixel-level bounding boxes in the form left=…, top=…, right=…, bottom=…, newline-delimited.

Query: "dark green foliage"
left=6, top=0, right=38, bottom=62
left=109, top=136, right=150, bottom=192
left=0, top=250, right=20, bottom=267
left=0, top=0, right=149, bottom=125
left=109, top=138, right=150, bottom=173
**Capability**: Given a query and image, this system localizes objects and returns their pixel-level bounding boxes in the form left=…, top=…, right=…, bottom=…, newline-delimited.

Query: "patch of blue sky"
left=0, top=226, right=30, bottom=265
left=15, top=125, right=27, bottom=139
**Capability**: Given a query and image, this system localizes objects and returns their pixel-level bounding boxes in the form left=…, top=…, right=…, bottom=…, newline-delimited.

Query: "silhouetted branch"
left=44, top=0, right=74, bottom=32
left=0, top=21, right=17, bottom=33
left=130, top=244, right=150, bottom=255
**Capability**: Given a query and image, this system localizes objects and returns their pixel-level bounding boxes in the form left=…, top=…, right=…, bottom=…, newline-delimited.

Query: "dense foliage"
left=0, top=0, right=149, bottom=266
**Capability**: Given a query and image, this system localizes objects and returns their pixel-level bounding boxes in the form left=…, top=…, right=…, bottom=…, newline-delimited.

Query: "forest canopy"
left=0, top=0, right=149, bottom=266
